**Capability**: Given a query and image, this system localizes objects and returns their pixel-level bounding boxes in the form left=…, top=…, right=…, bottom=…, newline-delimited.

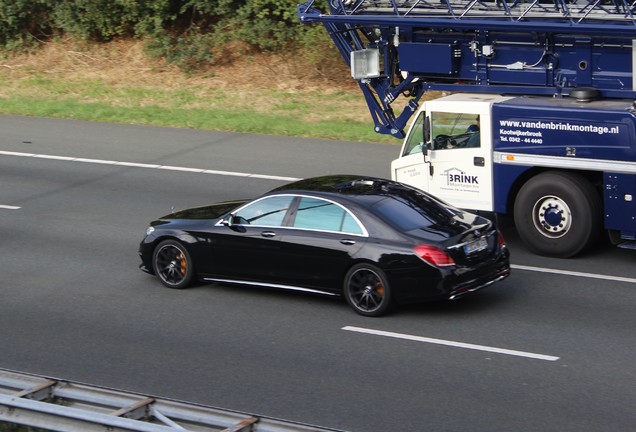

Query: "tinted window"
left=293, top=197, right=363, bottom=235
left=371, top=193, right=455, bottom=231
left=233, top=196, right=294, bottom=226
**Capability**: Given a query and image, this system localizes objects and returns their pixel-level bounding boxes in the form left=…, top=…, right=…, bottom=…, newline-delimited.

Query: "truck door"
left=392, top=98, right=495, bottom=212
left=391, top=111, right=430, bottom=192
left=426, top=107, right=494, bottom=212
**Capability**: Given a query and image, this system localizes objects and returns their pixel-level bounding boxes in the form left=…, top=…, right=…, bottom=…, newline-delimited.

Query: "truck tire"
left=513, top=171, right=601, bottom=258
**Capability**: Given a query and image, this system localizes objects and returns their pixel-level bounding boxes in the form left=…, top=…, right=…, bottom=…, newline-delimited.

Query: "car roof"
left=267, top=175, right=410, bottom=202
left=267, top=175, right=465, bottom=230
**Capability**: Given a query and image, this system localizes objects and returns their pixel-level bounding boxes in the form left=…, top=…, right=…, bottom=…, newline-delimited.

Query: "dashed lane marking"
left=342, top=326, right=560, bottom=362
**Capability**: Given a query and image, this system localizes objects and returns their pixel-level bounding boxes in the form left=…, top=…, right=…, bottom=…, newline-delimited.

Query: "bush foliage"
left=0, top=0, right=330, bottom=70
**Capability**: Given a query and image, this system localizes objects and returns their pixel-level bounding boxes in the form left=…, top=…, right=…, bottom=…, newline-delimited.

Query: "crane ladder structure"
left=0, top=368, right=343, bottom=432
left=298, top=0, right=636, bottom=137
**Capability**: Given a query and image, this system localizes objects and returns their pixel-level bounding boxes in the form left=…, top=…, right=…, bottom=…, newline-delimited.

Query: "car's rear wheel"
left=152, top=239, right=194, bottom=289
left=343, top=264, right=393, bottom=317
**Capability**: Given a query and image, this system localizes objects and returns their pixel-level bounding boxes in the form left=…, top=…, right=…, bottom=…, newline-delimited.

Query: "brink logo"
left=449, top=173, right=478, bottom=183
left=444, top=168, right=479, bottom=185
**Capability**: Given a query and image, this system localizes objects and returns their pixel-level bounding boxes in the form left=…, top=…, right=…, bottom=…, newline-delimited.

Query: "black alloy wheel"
left=344, top=264, right=393, bottom=317
left=152, top=239, right=194, bottom=289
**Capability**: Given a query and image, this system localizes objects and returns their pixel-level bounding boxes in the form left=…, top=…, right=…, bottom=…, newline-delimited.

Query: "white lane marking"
left=511, top=264, right=636, bottom=285
left=0, top=205, right=21, bottom=210
left=117, top=162, right=161, bottom=169
left=37, top=154, right=74, bottom=161
left=75, top=157, right=118, bottom=164
left=0, top=150, right=300, bottom=182
left=158, top=165, right=206, bottom=173
left=342, top=326, right=560, bottom=362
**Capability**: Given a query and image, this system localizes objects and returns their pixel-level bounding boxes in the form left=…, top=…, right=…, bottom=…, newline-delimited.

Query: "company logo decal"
left=440, top=167, right=480, bottom=194
left=444, top=167, right=478, bottom=186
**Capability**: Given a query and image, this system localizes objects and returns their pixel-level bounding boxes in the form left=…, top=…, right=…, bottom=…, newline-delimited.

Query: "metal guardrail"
left=0, top=369, right=345, bottom=432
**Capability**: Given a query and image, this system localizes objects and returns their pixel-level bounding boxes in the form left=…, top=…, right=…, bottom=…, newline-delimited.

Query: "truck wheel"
left=513, top=171, right=601, bottom=258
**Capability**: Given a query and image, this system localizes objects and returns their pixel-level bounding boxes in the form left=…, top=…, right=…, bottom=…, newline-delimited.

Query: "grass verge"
left=0, top=40, right=399, bottom=144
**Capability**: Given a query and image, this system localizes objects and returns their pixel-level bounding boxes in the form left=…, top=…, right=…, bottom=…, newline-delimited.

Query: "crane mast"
left=298, top=0, right=636, bottom=137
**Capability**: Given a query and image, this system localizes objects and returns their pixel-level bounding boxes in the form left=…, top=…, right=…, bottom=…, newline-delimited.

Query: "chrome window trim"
left=215, top=193, right=369, bottom=237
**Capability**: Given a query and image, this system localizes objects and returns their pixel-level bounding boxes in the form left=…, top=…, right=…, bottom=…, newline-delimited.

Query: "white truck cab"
left=391, top=93, right=513, bottom=212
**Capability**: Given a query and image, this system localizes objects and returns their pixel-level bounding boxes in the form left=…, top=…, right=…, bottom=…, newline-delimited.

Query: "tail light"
left=497, top=230, right=507, bottom=249
left=413, top=244, right=456, bottom=267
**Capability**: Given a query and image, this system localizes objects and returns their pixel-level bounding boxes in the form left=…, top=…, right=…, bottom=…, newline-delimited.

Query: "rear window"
left=292, top=197, right=364, bottom=235
left=371, top=194, right=456, bottom=231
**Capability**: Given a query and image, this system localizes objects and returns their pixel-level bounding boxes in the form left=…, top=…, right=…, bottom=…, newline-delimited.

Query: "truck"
left=297, top=0, right=636, bottom=257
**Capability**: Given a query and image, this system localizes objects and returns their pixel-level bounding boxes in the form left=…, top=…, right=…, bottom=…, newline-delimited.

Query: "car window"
left=292, top=197, right=364, bottom=235
left=371, top=193, right=456, bottom=231
left=233, top=195, right=294, bottom=226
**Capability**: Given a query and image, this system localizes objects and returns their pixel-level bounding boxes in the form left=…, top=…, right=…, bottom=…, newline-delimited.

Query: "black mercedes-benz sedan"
left=139, top=175, right=510, bottom=316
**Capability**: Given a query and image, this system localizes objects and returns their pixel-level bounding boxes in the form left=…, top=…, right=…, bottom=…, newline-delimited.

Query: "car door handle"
left=261, top=231, right=276, bottom=238
left=340, top=239, right=356, bottom=245
left=474, top=156, right=485, bottom=167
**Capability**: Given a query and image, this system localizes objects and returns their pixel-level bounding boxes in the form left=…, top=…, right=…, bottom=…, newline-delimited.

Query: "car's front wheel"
left=343, top=264, right=393, bottom=317
left=152, top=239, right=194, bottom=289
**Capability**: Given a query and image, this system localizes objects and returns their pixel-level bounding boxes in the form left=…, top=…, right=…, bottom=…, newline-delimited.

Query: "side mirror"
left=221, top=215, right=235, bottom=226
left=221, top=215, right=247, bottom=233
left=423, top=116, right=431, bottom=155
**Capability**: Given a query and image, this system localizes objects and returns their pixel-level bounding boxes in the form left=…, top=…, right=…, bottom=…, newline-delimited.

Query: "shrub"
left=0, top=0, right=333, bottom=70
left=0, top=0, right=53, bottom=49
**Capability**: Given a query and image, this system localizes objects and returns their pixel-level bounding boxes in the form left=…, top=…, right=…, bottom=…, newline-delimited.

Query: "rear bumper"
left=448, top=262, right=511, bottom=300
left=389, top=250, right=511, bottom=304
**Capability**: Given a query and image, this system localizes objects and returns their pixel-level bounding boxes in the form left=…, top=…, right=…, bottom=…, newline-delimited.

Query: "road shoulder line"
left=0, top=150, right=300, bottom=182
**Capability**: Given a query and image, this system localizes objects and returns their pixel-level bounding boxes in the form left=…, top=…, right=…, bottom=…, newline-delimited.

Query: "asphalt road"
left=1, top=115, right=635, bottom=432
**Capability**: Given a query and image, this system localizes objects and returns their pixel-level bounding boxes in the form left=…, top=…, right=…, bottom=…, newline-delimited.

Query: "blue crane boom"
left=298, top=0, right=636, bottom=137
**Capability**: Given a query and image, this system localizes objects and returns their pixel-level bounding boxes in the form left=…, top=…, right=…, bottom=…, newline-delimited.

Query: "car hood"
left=160, top=200, right=247, bottom=220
